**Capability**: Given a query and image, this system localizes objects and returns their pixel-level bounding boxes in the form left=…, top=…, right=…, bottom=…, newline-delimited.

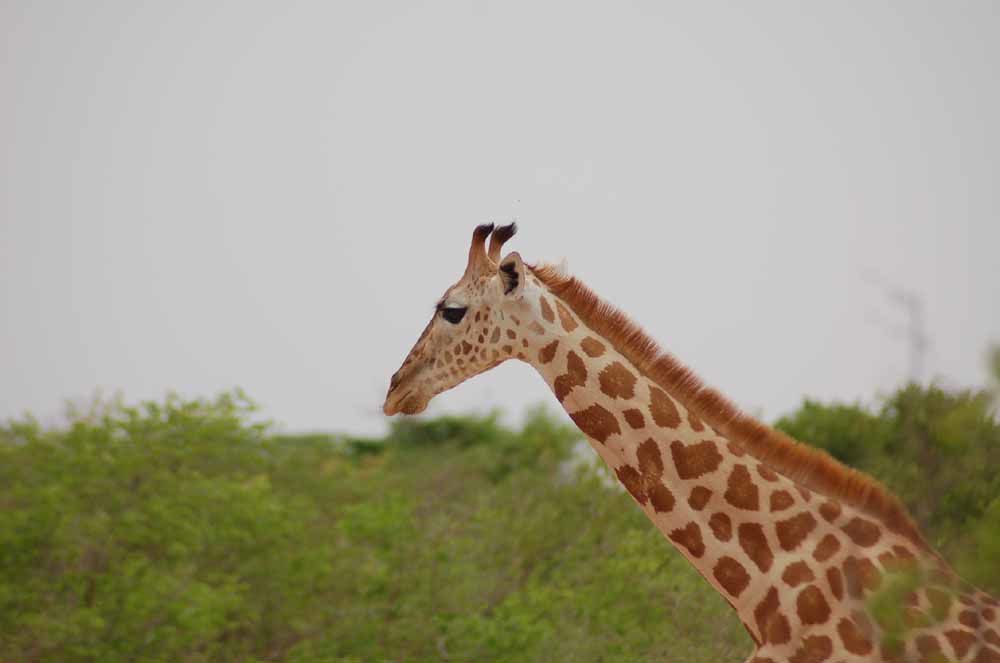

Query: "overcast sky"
left=2, top=1, right=998, bottom=435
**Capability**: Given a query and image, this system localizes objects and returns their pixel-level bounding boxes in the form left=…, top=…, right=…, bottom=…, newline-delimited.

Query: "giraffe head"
left=383, top=223, right=530, bottom=416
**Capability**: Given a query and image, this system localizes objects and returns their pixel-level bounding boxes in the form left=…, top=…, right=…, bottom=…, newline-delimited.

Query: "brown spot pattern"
left=638, top=441, right=669, bottom=505
left=776, top=512, right=818, bottom=551
left=782, top=561, right=815, bottom=587
left=959, top=610, right=980, bottom=629
left=554, top=351, right=587, bottom=401
left=642, top=456, right=675, bottom=513
left=709, top=512, right=732, bottom=541
left=670, top=439, right=723, bottom=480
left=974, top=644, right=1000, bottom=663
left=636, top=437, right=664, bottom=476
left=827, top=567, right=843, bottom=600
left=538, top=340, right=558, bottom=364
left=758, top=465, right=779, bottom=482
left=688, top=486, right=712, bottom=510
left=770, top=490, right=794, bottom=511
left=568, top=404, right=620, bottom=444
left=788, top=635, right=832, bottom=663
left=853, top=610, right=876, bottom=639
left=713, top=556, right=750, bottom=598
left=649, top=386, right=681, bottom=428
left=877, top=548, right=899, bottom=569
left=837, top=617, right=873, bottom=656
left=738, top=522, right=773, bottom=572
left=915, top=634, right=941, bottom=661
left=755, top=586, right=791, bottom=645
left=813, top=534, right=841, bottom=562
left=842, top=517, right=882, bottom=547
left=580, top=337, right=605, bottom=357
left=725, top=464, right=760, bottom=511
left=616, top=465, right=644, bottom=504
left=622, top=408, right=645, bottom=429
left=598, top=362, right=636, bottom=399
left=727, top=440, right=746, bottom=457
left=843, top=557, right=863, bottom=599
left=797, top=585, right=831, bottom=625
left=669, top=522, right=705, bottom=558
left=555, top=300, right=577, bottom=332
left=506, top=329, right=516, bottom=339
left=647, top=483, right=675, bottom=514
left=616, top=439, right=675, bottom=513
left=844, top=556, right=881, bottom=599
left=857, top=557, right=881, bottom=591
left=945, top=629, right=977, bottom=659
left=490, top=327, right=501, bottom=343
left=819, top=500, right=841, bottom=522
left=539, top=296, right=555, bottom=323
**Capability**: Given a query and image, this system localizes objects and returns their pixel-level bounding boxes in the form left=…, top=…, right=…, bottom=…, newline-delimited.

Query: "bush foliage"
left=1, top=375, right=998, bottom=661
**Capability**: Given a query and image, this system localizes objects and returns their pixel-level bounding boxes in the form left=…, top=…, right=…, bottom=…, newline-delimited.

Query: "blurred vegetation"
left=1, top=356, right=998, bottom=661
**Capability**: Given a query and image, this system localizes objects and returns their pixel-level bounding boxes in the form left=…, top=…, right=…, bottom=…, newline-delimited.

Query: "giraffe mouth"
left=382, top=388, right=428, bottom=416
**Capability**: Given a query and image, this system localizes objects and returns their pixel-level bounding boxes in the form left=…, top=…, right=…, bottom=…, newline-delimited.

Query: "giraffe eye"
left=441, top=306, right=467, bottom=324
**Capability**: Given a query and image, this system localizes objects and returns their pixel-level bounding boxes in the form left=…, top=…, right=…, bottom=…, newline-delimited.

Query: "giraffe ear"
left=498, top=251, right=525, bottom=297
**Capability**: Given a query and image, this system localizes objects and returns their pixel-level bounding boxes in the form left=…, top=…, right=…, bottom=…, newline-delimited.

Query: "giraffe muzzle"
left=382, top=388, right=428, bottom=416
left=383, top=365, right=430, bottom=416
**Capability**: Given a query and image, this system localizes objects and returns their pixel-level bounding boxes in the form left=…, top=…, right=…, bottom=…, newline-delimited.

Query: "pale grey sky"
left=2, top=1, right=998, bottom=435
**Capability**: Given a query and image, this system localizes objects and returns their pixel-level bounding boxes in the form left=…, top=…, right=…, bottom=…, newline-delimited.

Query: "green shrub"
left=1, top=366, right=997, bottom=661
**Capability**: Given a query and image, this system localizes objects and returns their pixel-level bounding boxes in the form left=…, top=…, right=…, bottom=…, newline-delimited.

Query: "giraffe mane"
left=531, top=263, right=929, bottom=550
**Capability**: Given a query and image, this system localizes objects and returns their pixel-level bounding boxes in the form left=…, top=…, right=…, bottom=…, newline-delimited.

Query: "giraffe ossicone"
left=383, top=224, right=1000, bottom=663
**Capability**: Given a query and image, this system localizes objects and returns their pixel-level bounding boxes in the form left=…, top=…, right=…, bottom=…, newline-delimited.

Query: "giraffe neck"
left=514, top=282, right=942, bottom=656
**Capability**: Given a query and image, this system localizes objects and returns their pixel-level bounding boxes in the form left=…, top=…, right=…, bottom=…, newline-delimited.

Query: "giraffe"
left=383, top=224, right=1000, bottom=663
